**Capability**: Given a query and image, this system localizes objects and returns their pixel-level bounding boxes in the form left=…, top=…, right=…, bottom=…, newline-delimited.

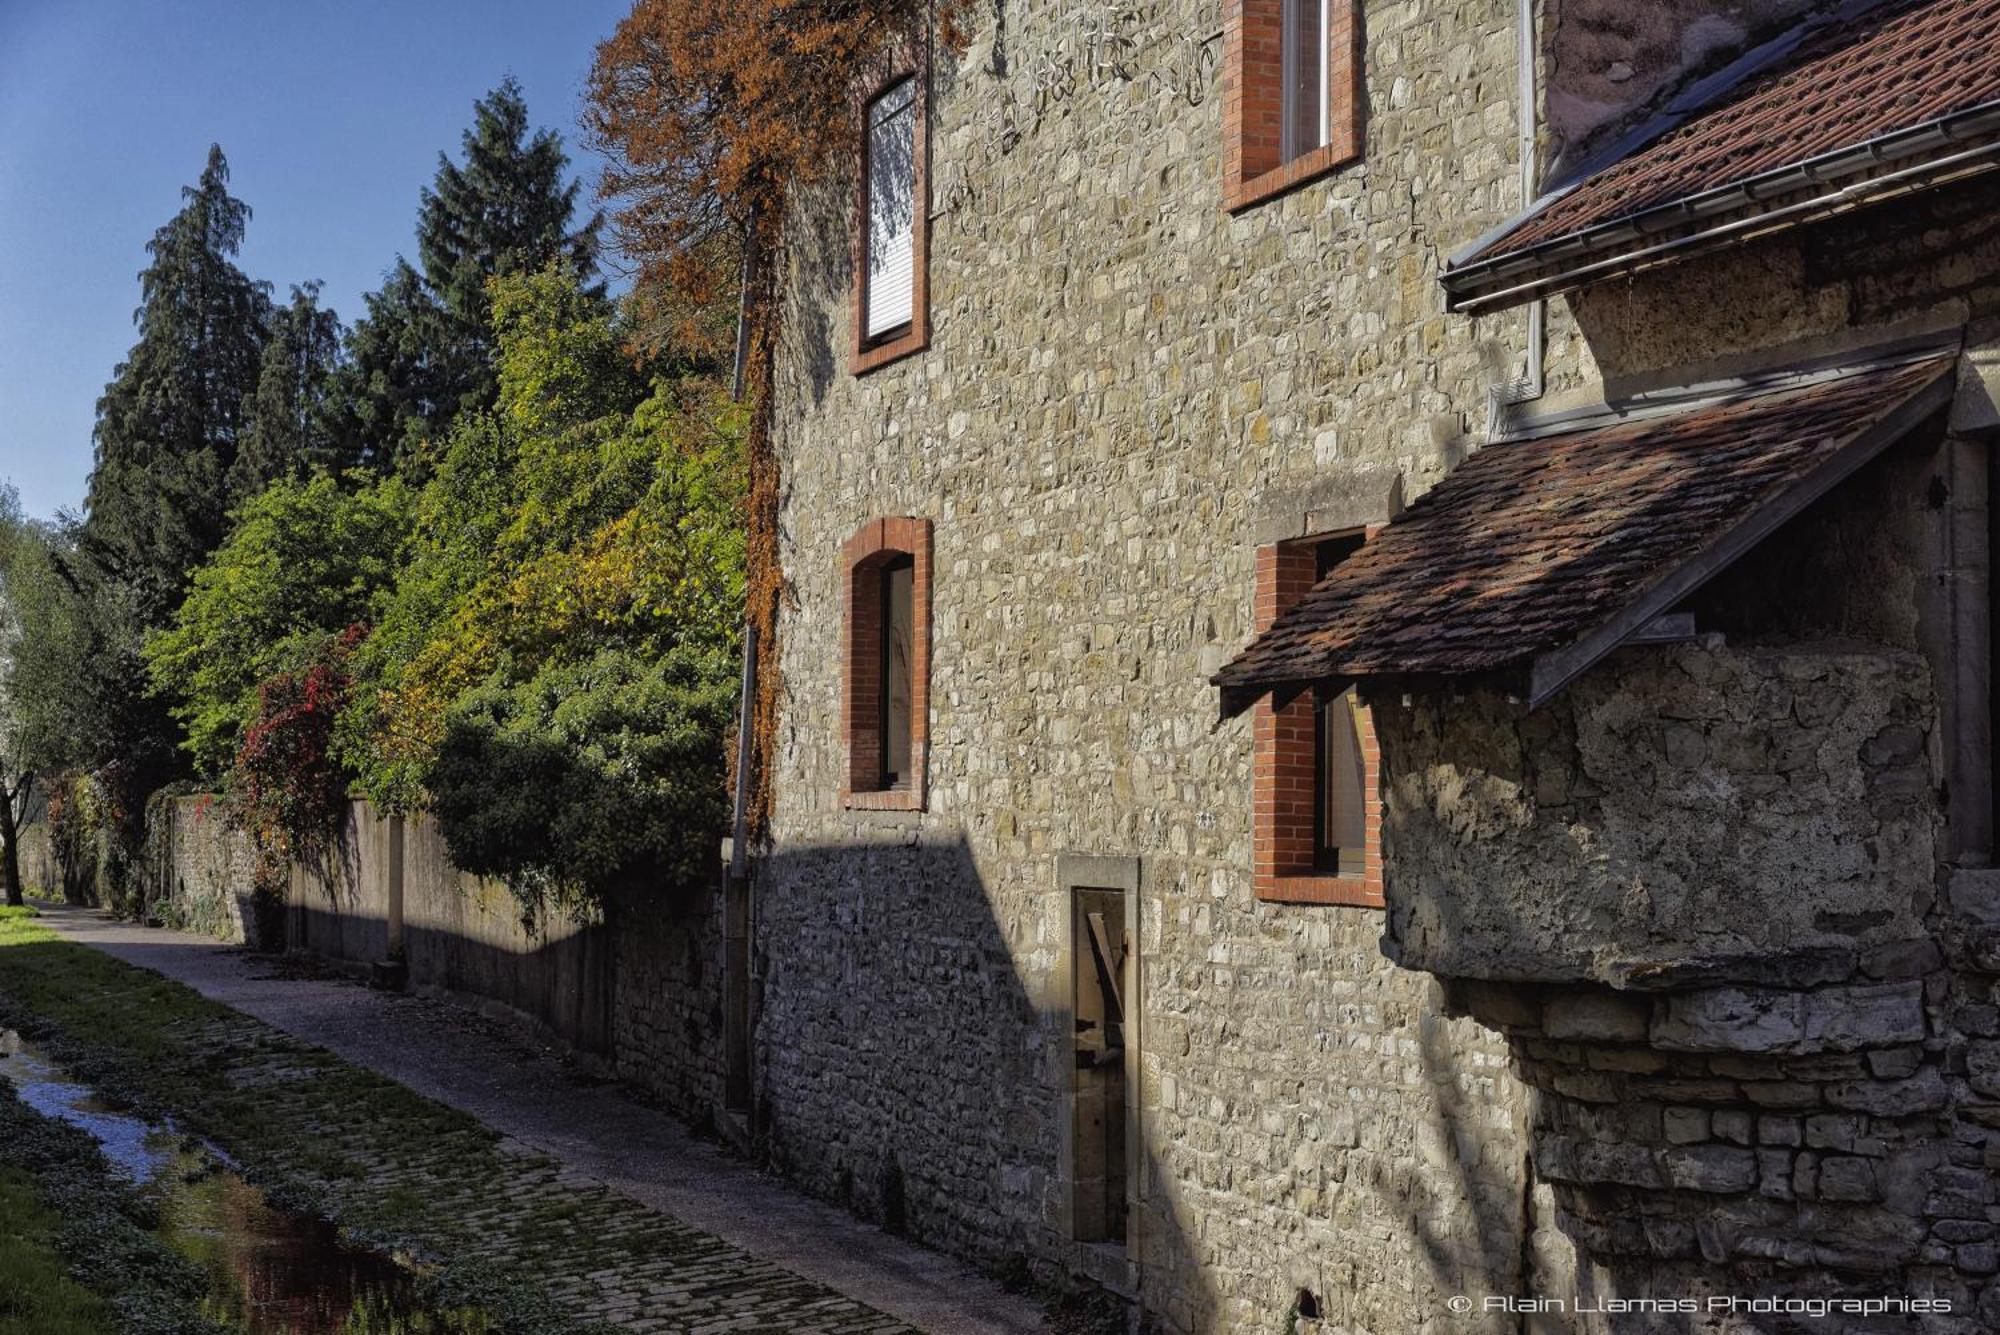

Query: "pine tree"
left=231, top=282, right=345, bottom=494
left=327, top=80, right=603, bottom=475
left=77, top=145, right=271, bottom=793
left=83, top=144, right=272, bottom=625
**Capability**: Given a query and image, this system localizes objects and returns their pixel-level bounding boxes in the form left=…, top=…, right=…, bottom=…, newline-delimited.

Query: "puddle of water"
left=0, top=1032, right=491, bottom=1334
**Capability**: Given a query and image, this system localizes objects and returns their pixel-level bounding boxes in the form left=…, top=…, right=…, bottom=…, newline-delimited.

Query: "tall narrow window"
left=1223, top=0, right=1362, bottom=212
left=864, top=77, right=917, bottom=342
left=1252, top=529, right=1381, bottom=906
left=879, top=556, right=915, bottom=787
left=843, top=518, right=931, bottom=809
left=1315, top=687, right=1367, bottom=876
left=1280, top=0, right=1330, bottom=162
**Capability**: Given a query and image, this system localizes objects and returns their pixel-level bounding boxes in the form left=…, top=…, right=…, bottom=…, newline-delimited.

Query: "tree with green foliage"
left=72, top=146, right=275, bottom=813
left=326, top=80, right=604, bottom=474
left=345, top=267, right=745, bottom=916
left=0, top=488, right=39, bottom=904
left=230, top=282, right=346, bottom=493
left=82, top=145, right=272, bottom=626
left=431, top=646, right=736, bottom=918
left=144, top=472, right=412, bottom=779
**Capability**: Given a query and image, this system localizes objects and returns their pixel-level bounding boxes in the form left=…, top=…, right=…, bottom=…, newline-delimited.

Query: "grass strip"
left=0, top=907, right=605, bottom=1335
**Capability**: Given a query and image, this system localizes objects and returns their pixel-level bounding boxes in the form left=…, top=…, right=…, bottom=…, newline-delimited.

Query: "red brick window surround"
left=1252, top=532, right=1383, bottom=907
left=851, top=54, right=930, bottom=377
left=843, top=517, right=932, bottom=810
left=1223, top=0, right=1363, bottom=212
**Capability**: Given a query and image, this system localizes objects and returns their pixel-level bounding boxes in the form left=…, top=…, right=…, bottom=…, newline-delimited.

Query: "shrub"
left=428, top=645, right=736, bottom=921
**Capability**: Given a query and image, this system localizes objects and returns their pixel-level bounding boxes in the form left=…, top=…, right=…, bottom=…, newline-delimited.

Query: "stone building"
left=717, top=0, right=2000, bottom=1329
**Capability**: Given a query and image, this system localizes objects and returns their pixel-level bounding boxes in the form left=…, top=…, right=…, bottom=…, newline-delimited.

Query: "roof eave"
left=1442, top=102, right=2000, bottom=316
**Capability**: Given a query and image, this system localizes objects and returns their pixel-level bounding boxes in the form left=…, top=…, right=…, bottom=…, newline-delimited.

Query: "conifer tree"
left=231, top=282, right=345, bottom=495
left=327, top=80, right=603, bottom=474
left=83, top=145, right=271, bottom=625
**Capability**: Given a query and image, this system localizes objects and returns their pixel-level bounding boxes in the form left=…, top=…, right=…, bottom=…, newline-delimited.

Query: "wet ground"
left=0, top=1032, right=486, bottom=1334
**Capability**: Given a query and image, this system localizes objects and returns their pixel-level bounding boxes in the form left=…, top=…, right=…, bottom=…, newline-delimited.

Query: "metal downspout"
left=1487, top=0, right=1548, bottom=439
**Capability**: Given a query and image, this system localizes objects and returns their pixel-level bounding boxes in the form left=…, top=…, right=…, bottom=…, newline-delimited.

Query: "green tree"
left=0, top=488, right=39, bottom=904
left=145, top=472, right=412, bottom=778
left=83, top=145, right=272, bottom=626
left=326, top=80, right=603, bottom=474
left=231, top=282, right=346, bottom=493
left=347, top=268, right=745, bottom=914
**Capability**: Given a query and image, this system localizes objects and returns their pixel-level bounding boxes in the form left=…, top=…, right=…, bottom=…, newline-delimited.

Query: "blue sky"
left=0, top=0, right=632, bottom=520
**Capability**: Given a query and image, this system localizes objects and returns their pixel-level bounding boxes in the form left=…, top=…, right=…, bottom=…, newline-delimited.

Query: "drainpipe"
left=1485, top=0, right=1548, bottom=439
left=728, top=622, right=758, bottom=880
left=731, top=206, right=756, bottom=402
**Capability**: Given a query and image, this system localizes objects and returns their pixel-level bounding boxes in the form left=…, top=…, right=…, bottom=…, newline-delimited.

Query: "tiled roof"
left=1448, top=0, right=2000, bottom=299
left=1213, top=354, right=1956, bottom=712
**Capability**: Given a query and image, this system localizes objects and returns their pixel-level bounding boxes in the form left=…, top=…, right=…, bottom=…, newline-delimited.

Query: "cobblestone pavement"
left=30, top=904, right=1048, bottom=1334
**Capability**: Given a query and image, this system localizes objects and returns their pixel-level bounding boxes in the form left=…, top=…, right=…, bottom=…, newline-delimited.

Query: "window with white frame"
left=864, top=77, right=918, bottom=341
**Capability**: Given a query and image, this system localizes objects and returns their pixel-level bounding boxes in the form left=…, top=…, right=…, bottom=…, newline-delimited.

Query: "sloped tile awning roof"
left=1213, top=352, right=1957, bottom=718
left=1444, top=0, right=2000, bottom=314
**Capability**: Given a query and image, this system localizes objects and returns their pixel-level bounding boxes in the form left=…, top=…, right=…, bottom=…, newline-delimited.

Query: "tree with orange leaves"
left=585, top=0, right=972, bottom=363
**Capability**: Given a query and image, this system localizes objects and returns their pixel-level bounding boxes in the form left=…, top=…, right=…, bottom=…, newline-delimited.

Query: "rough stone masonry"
left=756, top=0, right=2000, bottom=1332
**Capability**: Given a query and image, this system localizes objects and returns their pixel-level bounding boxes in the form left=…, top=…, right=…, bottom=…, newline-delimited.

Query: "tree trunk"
left=0, top=785, right=21, bottom=908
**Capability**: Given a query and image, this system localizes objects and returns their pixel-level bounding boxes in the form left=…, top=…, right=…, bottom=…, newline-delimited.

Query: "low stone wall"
left=148, top=797, right=261, bottom=940
left=150, top=796, right=623, bottom=1059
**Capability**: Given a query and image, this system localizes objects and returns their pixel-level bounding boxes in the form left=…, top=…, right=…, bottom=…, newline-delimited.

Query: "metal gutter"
left=1443, top=0, right=1898, bottom=274
left=1493, top=336, right=1960, bottom=444
left=1445, top=103, right=2000, bottom=313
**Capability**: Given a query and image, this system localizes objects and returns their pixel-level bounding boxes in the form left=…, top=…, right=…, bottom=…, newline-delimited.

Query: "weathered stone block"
left=1966, top=1041, right=2000, bottom=1098
left=1713, top=1110, right=1754, bottom=1145
left=1818, top=1156, right=1879, bottom=1201
left=1659, top=1145, right=1759, bottom=1193
left=1653, top=988, right=1804, bottom=1053
left=1664, top=1107, right=1711, bottom=1145
left=1758, top=1115, right=1803, bottom=1147
left=1806, top=1114, right=1866, bottom=1151
left=1801, top=981, right=1926, bottom=1051
left=1951, top=869, right=2000, bottom=926
left=1743, top=1081, right=1822, bottom=1108
left=1543, top=991, right=1652, bottom=1042
left=1865, top=1045, right=1924, bottom=1078
left=1826, top=1068, right=1948, bottom=1115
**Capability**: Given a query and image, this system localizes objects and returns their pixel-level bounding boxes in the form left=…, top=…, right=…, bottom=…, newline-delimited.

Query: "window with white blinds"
left=864, top=77, right=918, bottom=340
left=1280, top=0, right=1331, bottom=163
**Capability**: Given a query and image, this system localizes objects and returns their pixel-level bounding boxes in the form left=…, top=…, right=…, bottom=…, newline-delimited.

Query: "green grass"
left=0, top=1164, right=120, bottom=1334
left=0, top=906, right=610, bottom=1335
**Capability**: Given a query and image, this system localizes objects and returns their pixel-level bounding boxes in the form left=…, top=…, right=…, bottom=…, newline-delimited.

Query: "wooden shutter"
left=865, top=78, right=918, bottom=339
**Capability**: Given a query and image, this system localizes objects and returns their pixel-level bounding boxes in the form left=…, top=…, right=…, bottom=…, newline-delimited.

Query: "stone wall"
left=1378, top=641, right=2000, bottom=1324
left=148, top=796, right=261, bottom=941
left=760, top=1, right=1554, bottom=1329
left=1379, top=643, right=1939, bottom=986
left=607, top=879, right=727, bottom=1123
left=149, top=796, right=622, bottom=1059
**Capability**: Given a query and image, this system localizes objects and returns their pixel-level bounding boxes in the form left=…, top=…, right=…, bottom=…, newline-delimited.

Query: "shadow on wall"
left=745, top=833, right=1537, bottom=1332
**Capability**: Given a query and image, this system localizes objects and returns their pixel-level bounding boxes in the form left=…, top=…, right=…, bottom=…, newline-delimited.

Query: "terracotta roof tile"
left=1214, top=354, right=1955, bottom=707
left=1461, top=0, right=2000, bottom=265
